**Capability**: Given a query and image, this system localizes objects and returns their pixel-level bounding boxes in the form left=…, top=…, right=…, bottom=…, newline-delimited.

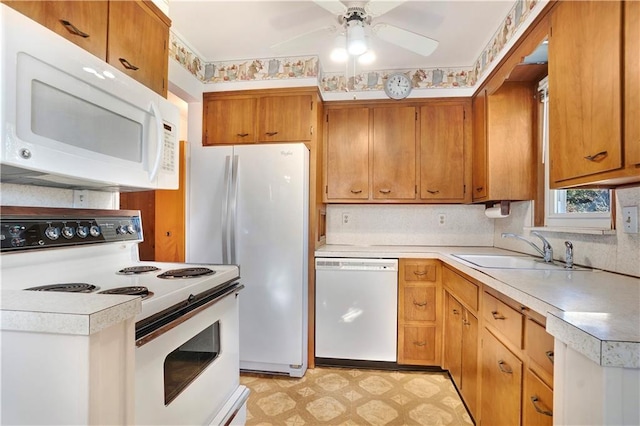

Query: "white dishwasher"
left=315, top=258, right=398, bottom=362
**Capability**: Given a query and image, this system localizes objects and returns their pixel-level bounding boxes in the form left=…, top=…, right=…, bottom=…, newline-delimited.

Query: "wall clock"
left=384, top=72, right=412, bottom=100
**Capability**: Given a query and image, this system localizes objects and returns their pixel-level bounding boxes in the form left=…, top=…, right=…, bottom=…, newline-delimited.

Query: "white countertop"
left=315, top=244, right=640, bottom=368
left=1, top=290, right=141, bottom=335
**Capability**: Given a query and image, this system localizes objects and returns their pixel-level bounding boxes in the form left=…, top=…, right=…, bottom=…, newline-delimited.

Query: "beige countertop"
left=315, top=244, right=640, bottom=369
left=0, top=290, right=141, bottom=335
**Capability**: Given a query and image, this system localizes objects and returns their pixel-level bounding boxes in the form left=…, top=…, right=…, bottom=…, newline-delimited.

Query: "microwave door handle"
left=149, top=102, right=164, bottom=181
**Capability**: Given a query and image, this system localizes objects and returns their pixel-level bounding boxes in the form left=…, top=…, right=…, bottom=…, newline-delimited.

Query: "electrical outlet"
left=622, top=206, right=639, bottom=234
left=438, top=214, right=446, bottom=226
left=342, top=213, right=351, bottom=226
left=73, top=190, right=89, bottom=208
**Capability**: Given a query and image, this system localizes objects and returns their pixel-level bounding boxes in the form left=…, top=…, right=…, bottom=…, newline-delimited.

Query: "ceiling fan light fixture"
left=358, top=50, right=376, bottom=65
left=347, top=22, right=367, bottom=56
left=330, top=34, right=348, bottom=62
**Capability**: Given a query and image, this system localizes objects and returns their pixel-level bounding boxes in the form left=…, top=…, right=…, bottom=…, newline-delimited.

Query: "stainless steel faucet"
left=501, top=231, right=554, bottom=263
left=564, top=241, right=574, bottom=269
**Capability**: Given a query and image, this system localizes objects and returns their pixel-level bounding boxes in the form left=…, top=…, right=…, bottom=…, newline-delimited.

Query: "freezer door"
left=186, top=145, right=233, bottom=264
left=234, top=143, right=309, bottom=376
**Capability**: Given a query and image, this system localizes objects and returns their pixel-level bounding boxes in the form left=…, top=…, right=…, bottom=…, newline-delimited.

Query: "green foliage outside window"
left=566, top=189, right=610, bottom=213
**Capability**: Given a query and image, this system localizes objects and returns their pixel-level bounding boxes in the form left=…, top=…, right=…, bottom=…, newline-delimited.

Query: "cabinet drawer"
left=402, top=286, right=436, bottom=322
left=525, top=318, right=554, bottom=379
left=399, top=325, right=437, bottom=365
left=483, top=292, right=523, bottom=348
left=403, top=260, right=438, bottom=282
left=442, top=267, right=478, bottom=311
left=523, top=369, right=553, bottom=426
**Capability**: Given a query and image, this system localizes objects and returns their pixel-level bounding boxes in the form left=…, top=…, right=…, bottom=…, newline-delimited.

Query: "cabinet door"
left=626, top=1, right=640, bottom=167
left=420, top=104, right=465, bottom=201
left=460, top=310, right=478, bottom=416
left=257, top=95, right=312, bottom=142
left=326, top=108, right=369, bottom=199
left=108, top=1, right=169, bottom=96
left=5, top=1, right=108, bottom=60
left=523, top=369, right=553, bottom=426
left=203, top=98, right=257, bottom=145
left=549, top=1, right=623, bottom=182
left=372, top=107, right=417, bottom=200
left=472, top=90, right=488, bottom=200
left=443, top=292, right=463, bottom=385
left=481, top=329, right=523, bottom=426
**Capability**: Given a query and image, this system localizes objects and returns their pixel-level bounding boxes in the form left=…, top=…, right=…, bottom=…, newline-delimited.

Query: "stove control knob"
left=9, top=225, right=25, bottom=237
left=61, top=226, right=75, bottom=239
left=126, top=224, right=136, bottom=235
left=11, top=237, right=25, bottom=247
left=45, top=226, right=60, bottom=240
left=89, top=225, right=101, bottom=238
left=77, top=226, right=89, bottom=239
left=116, top=225, right=128, bottom=235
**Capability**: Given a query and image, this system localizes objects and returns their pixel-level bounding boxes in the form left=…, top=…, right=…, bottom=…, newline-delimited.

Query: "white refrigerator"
left=187, top=142, right=309, bottom=377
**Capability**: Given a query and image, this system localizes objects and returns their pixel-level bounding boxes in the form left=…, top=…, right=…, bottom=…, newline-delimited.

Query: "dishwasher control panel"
left=315, top=258, right=398, bottom=271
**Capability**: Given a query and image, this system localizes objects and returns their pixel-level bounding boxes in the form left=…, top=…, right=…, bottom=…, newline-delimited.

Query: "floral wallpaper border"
left=169, top=0, right=539, bottom=93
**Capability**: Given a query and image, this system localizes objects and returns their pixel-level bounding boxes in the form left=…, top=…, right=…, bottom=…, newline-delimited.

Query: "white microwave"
left=0, top=4, right=179, bottom=191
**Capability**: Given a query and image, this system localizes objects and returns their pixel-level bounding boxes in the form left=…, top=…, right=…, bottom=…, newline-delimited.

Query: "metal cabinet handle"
left=119, top=58, right=139, bottom=71
left=265, top=131, right=279, bottom=136
left=452, top=309, right=460, bottom=315
left=546, top=350, right=554, bottom=364
left=497, top=360, right=513, bottom=374
left=426, top=189, right=440, bottom=194
left=379, top=189, right=391, bottom=194
left=463, top=319, right=470, bottom=326
left=475, top=186, right=484, bottom=192
left=584, top=150, right=608, bottom=162
left=350, top=189, right=362, bottom=194
left=413, top=341, right=426, bottom=347
left=236, top=133, right=249, bottom=137
left=60, top=20, right=90, bottom=38
left=413, top=300, right=427, bottom=307
left=413, top=270, right=428, bottom=276
left=491, top=311, right=506, bottom=320
left=530, top=396, right=553, bottom=416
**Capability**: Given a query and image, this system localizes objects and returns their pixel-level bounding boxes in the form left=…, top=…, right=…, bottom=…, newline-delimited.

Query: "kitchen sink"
left=452, top=254, right=589, bottom=271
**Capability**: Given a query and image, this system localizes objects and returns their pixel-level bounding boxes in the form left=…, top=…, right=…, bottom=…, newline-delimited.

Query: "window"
left=539, top=77, right=613, bottom=230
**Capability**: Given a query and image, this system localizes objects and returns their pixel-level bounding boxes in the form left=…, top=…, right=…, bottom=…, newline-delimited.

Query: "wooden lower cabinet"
left=397, top=259, right=441, bottom=365
left=481, top=329, right=523, bottom=426
left=523, top=369, right=554, bottom=426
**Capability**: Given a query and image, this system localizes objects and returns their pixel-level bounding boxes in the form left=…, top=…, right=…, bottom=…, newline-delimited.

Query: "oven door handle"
left=136, top=284, right=244, bottom=347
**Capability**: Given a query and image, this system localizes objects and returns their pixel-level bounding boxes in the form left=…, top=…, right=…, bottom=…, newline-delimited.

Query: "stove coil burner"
left=25, top=283, right=98, bottom=293
left=118, top=266, right=161, bottom=275
left=99, top=286, right=153, bottom=299
left=157, top=267, right=215, bottom=279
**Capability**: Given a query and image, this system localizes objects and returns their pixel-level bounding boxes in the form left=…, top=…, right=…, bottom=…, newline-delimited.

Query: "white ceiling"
left=168, top=0, right=516, bottom=74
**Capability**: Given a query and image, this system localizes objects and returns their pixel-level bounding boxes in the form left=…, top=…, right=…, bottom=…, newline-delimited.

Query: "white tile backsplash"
left=0, top=183, right=117, bottom=209
left=326, top=204, right=495, bottom=246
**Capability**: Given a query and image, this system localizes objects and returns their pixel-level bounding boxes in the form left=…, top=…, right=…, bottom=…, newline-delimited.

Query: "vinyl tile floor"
left=240, top=367, right=473, bottom=425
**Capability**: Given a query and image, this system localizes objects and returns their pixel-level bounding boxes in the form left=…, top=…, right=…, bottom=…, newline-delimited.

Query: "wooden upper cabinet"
left=4, top=1, right=108, bottom=60
left=107, top=1, right=170, bottom=96
left=420, top=103, right=467, bottom=201
left=372, top=106, right=417, bottom=200
left=325, top=108, right=369, bottom=200
left=257, top=95, right=313, bottom=142
left=548, top=1, right=623, bottom=183
left=626, top=1, right=640, bottom=167
left=203, top=97, right=257, bottom=145
left=472, top=82, right=535, bottom=202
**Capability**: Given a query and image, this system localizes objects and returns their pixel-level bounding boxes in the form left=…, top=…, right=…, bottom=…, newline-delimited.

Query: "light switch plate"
left=622, top=206, right=638, bottom=234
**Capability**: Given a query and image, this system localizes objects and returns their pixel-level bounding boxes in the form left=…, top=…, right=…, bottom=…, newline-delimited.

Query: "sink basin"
left=452, top=254, right=586, bottom=270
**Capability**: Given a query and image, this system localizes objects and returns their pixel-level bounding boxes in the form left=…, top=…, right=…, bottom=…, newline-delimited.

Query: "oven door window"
left=164, top=321, right=220, bottom=405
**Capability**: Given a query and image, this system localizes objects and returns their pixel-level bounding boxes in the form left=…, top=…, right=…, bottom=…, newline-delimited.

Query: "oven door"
left=135, top=286, right=242, bottom=425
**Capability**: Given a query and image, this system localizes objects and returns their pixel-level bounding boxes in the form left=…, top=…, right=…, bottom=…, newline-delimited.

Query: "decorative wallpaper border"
left=169, top=0, right=539, bottom=93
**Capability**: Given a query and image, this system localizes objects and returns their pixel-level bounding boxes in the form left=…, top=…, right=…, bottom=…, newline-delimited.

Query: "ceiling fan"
left=270, top=0, right=439, bottom=61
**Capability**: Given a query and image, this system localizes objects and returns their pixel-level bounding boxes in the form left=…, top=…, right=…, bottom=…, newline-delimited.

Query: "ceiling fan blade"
left=312, top=0, right=347, bottom=16
left=372, top=23, right=439, bottom=57
left=270, top=25, right=337, bottom=53
left=365, top=0, right=407, bottom=17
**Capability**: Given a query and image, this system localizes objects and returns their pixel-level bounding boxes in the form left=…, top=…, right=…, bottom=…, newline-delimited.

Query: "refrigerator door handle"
left=229, top=154, right=239, bottom=265
left=221, top=155, right=232, bottom=264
